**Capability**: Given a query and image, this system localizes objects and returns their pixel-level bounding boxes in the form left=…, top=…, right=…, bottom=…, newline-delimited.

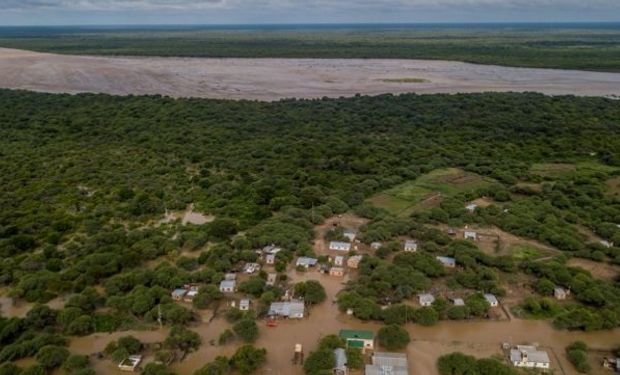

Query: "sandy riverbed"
left=1, top=48, right=619, bottom=100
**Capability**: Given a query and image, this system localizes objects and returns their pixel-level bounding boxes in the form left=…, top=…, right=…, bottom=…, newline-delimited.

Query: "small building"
left=554, top=287, right=568, bottom=300
left=224, top=273, right=237, bottom=281
left=296, top=257, right=318, bottom=268
left=118, top=355, right=142, bottom=372
left=268, top=300, right=305, bottom=319
left=447, top=228, right=457, bottom=236
left=370, top=242, right=382, bottom=250
left=600, top=240, right=613, bottom=248
left=366, top=352, right=408, bottom=375
left=452, top=298, right=465, bottom=306
left=266, top=273, right=277, bottom=286
left=419, top=293, right=435, bottom=307
left=510, top=345, right=550, bottom=369
left=343, top=228, right=357, bottom=242
left=333, top=348, right=348, bottom=375
left=262, top=244, right=282, bottom=255
left=436, top=256, right=456, bottom=268
left=602, top=357, right=619, bottom=372
left=404, top=239, right=418, bottom=252
left=339, top=329, right=374, bottom=353
left=183, top=289, right=199, bottom=303
left=464, top=231, right=477, bottom=240
left=329, top=241, right=351, bottom=252
left=265, top=253, right=277, bottom=265
left=171, top=288, right=188, bottom=301
left=466, top=203, right=478, bottom=213
left=244, top=262, right=260, bottom=274
left=333, top=256, right=345, bottom=267
left=347, top=255, right=363, bottom=269
left=330, top=267, right=345, bottom=277
left=239, top=299, right=250, bottom=311
left=219, top=280, right=236, bottom=293
left=484, top=294, right=499, bottom=307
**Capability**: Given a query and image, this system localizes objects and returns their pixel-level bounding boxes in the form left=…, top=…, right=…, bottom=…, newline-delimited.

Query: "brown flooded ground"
left=2, top=48, right=620, bottom=100
left=0, top=295, right=66, bottom=318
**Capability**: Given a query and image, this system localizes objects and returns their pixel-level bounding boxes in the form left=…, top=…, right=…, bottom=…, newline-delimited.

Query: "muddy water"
left=0, top=296, right=66, bottom=318
left=65, top=267, right=619, bottom=375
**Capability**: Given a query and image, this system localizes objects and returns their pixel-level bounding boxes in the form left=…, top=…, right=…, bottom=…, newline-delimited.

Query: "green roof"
left=347, top=339, right=365, bottom=348
left=339, top=329, right=374, bottom=340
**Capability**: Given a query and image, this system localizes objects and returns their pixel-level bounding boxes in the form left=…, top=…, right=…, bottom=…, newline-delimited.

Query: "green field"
left=507, top=244, right=543, bottom=260
left=530, top=161, right=619, bottom=178
left=367, top=168, right=495, bottom=216
left=1, top=24, right=620, bottom=71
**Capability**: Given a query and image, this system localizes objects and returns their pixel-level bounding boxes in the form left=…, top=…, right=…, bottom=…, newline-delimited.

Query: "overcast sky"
left=0, top=0, right=619, bottom=26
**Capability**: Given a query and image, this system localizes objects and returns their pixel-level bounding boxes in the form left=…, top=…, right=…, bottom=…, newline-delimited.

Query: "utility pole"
left=157, top=304, right=163, bottom=329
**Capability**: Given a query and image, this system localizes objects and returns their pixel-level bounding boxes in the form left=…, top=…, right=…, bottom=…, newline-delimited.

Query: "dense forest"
left=0, top=89, right=619, bottom=373
left=1, top=24, right=620, bottom=71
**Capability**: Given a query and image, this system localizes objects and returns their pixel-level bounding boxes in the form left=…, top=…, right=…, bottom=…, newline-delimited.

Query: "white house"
left=296, top=257, right=318, bottom=268
left=436, top=256, right=456, bottom=268
left=366, top=352, right=409, bottom=375
left=262, top=245, right=282, bottom=255
left=419, top=293, right=435, bottom=307
left=239, top=299, right=251, bottom=311
left=484, top=294, right=499, bottom=307
left=329, top=241, right=351, bottom=252
left=118, top=355, right=142, bottom=372
left=333, top=255, right=345, bottom=267
left=265, top=253, right=276, bottom=265
left=266, top=273, right=277, bottom=286
left=244, top=263, right=260, bottom=274
left=343, top=228, right=357, bottom=241
left=464, top=231, right=477, bottom=240
left=219, top=280, right=236, bottom=293
left=452, top=298, right=465, bottom=306
left=404, top=240, right=418, bottom=252
left=370, top=242, right=382, bottom=250
left=554, top=287, right=568, bottom=300
left=600, top=240, right=613, bottom=248
left=268, top=300, right=305, bottom=319
left=510, top=345, right=550, bottom=369
left=333, top=348, right=348, bottom=375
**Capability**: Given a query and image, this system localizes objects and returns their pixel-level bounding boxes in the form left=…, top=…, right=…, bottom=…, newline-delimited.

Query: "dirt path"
left=1, top=47, right=620, bottom=100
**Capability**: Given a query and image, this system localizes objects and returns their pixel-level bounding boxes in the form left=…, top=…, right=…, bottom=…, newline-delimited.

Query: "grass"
left=508, top=244, right=543, bottom=260
left=367, top=168, right=495, bottom=216
left=530, top=161, right=619, bottom=178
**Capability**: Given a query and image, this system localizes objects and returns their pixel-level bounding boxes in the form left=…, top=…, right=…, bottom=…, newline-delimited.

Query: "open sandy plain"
left=1, top=47, right=620, bottom=100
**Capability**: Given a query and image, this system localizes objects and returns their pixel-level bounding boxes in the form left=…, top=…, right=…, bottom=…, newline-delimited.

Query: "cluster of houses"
left=418, top=292, right=499, bottom=308
left=333, top=330, right=409, bottom=375
left=171, top=284, right=199, bottom=303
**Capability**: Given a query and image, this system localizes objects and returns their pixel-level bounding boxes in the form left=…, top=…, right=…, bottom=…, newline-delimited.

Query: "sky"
left=0, top=0, right=619, bottom=26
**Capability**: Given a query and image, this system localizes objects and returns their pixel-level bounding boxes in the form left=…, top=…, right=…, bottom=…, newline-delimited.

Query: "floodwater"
left=0, top=296, right=65, bottom=318
left=1, top=47, right=620, bottom=100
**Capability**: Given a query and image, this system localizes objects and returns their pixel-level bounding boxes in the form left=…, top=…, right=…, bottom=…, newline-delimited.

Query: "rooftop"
left=373, top=352, right=408, bottom=367
left=436, top=256, right=456, bottom=266
left=269, top=300, right=305, bottom=317
left=484, top=293, right=498, bottom=304
left=510, top=346, right=550, bottom=364
left=334, top=348, right=347, bottom=370
left=296, top=257, right=318, bottom=266
left=340, top=329, right=374, bottom=340
left=365, top=364, right=408, bottom=375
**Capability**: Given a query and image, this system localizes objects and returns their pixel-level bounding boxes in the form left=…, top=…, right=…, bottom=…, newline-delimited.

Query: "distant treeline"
left=1, top=25, right=620, bottom=71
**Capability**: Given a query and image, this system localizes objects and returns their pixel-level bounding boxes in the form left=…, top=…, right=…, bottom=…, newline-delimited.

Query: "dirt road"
left=1, top=47, right=620, bottom=100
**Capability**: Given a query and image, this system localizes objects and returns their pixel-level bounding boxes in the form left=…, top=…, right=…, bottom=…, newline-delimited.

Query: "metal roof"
left=373, top=352, right=408, bottom=368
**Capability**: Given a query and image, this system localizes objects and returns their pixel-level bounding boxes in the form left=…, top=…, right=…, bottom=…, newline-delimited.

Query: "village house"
left=244, top=262, right=260, bottom=274
left=224, top=273, right=237, bottom=281
left=602, top=357, right=620, bottom=373
left=239, top=299, right=250, bottom=311
left=266, top=273, right=277, bottom=286
left=329, top=267, right=345, bottom=277
left=219, top=280, right=236, bottom=293
left=436, top=256, right=456, bottom=268
left=329, top=241, right=351, bottom=252
left=600, top=240, right=614, bottom=248
left=171, top=288, right=188, bottom=301
left=370, top=242, right=382, bottom=250
left=554, top=287, right=568, bottom=300
left=484, top=294, right=499, bottom=307
left=263, top=244, right=282, bottom=255
left=333, top=255, right=345, bottom=267
left=343, top=228, right=357, bottom=241
left=118, top=355, right=142, bottom=372
left=403, top=239, right=418, bottom=252
left=365, top=352, right=408, bottom=375
left=419, top=293, right=435, bottom=307
left=464, top=231, right=477, bottom=240
left=268, top=300, right=305, bottom=319
left=347, top=255, right=363, bottom=269
left=510, top=345, right=550, bottom=369
left=183, top=289, right=199, bottom=303
left=452, top=298, right=465, bottom=306
left=333, top=348, right=348, bottom=375
left=466, top=203, right=478, bottom=213
left=339, top=329, right=374, bottom=353
left=296, top=257, right=318, bottom=269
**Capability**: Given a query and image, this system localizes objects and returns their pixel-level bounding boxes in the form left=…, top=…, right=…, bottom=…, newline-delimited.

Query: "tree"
left=377, top=325, right=410, bottom=350
left=345, top=348, right=364, bottom=369
left=164, top=326, right=201, bottom=355
left=414, top=307, right=439, bottom=326
left=141, top=363, right=177, bottom=375
left=233, top=319, right=259, bottom=343
left=437, top=352, right=478, bottom=375
left=193, top=285, right=223, bottom=309
left=35, top=345, right=70, bottom=369
left=194, top=356, right=230, bottom=375
left=230, top=345, right=267, bottom=375
left=477, top=358, right=516, bottom=375
left=62, top=355, right=90, bottom=374
left=303, top=349, right=334, bottom=375
left=294, top=280, right=326, bottom=305
left=566, top=341, right=591, bottom=373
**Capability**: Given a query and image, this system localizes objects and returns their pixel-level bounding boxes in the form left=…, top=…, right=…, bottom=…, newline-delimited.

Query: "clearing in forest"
left=567, top=258, right=620, bottom=281
left=530, top=161, right=618, bottom=179
left=605, top=176, right=620, bottom=199
left=367, top=168, right=495, bottom=216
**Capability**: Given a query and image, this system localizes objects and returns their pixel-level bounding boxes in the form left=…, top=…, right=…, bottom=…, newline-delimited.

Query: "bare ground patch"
left=567, top=258, right=619, bottom=281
